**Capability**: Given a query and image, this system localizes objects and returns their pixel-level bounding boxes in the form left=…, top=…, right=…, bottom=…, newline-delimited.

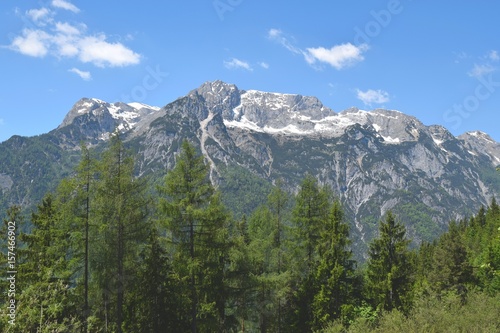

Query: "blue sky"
left=1, top=0, right=500, bottom=143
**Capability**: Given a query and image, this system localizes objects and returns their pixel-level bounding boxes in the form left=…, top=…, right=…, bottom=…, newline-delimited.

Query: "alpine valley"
left=1, top=80, right=500, bottom=254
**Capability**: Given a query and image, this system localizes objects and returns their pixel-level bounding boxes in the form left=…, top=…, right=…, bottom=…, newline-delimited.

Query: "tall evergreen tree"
left=56, top=144, right=95, bottom=332
left=91, top=134, right=150, bottom=333
left=429, top=221, right=474, bottom=295
left=159, top=139, right=233, bottom=332
left=365, top=211, right=413, bottom=313
left=15, top=195, right=81, bottom=332
left=292, top=175, right=330, bottom=272
left=287, top=175, right=330, bottom=332
left=126, top=227, right=181, bottom=332
left=312, top=200, right=356, bottom=330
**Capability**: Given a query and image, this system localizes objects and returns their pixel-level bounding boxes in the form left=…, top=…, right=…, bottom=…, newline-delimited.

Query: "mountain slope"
left=1, top=80, right=499, bottom=255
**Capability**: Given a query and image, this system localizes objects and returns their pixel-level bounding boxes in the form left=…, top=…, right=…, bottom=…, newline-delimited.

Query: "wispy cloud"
left=464, top=50, right=499, bottom=78
left=8, top=5, right=140, bottom=68
left=51, top=0, right=80, bottom=13
left=267, top=29, right=303, bottom=55
left=468, top=64, right=496, bottom=79
left=259, top=62, right=269, bottom=69
left=68, top=67, right=91, bottom=80
left=488, top=50, right=499, bottom=62
left=356, top=89, right=390, bottom=106
left=268, top=28, right=368, bottom=70
left=0, top=118, right=4, bottom=126
left=26, top=8, right=52, bottom=23
left=224, top=58, right=253, bottom=71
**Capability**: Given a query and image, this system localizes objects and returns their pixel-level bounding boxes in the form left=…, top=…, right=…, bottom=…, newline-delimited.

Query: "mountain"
left=1, top=80, right=499, bottom=255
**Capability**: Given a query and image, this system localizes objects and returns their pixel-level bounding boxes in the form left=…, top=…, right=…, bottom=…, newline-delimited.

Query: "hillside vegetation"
left=1, top=137, right=499, bottom=332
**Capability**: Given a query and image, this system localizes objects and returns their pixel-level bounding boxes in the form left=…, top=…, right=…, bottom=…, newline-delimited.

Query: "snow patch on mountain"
left=59, top=98, right=160, bottom=138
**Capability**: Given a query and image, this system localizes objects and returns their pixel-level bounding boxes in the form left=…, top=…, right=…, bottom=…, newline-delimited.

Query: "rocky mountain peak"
left=459, top=131, right=500, bottom=166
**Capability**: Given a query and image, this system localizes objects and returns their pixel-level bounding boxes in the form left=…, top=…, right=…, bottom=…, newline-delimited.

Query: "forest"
left=1, top=136, right=499, bottom=332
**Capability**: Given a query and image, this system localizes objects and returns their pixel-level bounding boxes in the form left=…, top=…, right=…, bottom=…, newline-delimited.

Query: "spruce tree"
left=365, top=211, right=413, bottom=313
left=312, top=200, right=356, bottom=330
left=92, top=134, right=150, bottom=332
left=56, top=144, right=95, bottom=331
left=159, top=139, right=233, bottom=332
left=127, top=227, right=180, bottom=332
left=429, top=221, right=474, bottom=295
left=15, top=195, right=81, bottom=332
left=287, top=175, right=330, bottom=332
left=292, top=175, right=330, bottom=272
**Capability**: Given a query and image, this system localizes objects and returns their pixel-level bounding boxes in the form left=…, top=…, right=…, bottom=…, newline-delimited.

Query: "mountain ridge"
left=1, top=80, right=499, bottom=255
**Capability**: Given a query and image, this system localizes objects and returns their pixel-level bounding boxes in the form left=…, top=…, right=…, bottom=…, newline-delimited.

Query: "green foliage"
left=395, top=203, right=443, bottom=244
left=312, top=200, right=357, bottom=330
left=158, top=139, right=235, bottom=332
left=321, top=290, right=500, bottom=333
left=428, top=221, right=474, bottom=294
left=4, top=135, right=500, bottom=332
left=4, top=195, right=82, bottom=332
left=246, top=182, right=292, bottom=332
left=365, top=211, right=414, bottom=313
left=219, top=164, right=273, bottom=219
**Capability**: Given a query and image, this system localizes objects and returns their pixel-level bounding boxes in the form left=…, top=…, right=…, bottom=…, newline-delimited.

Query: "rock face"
left=57, top=98, right=159, bottom=146
left=1, top=80, right=499, bottom=254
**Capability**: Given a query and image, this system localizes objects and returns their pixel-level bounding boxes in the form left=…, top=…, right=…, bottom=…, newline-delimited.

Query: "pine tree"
left=287, top=175, right=330, bottom=332
left=267, top=181, right=290, bottom=332
left=292, top=175, right=330, bottom=272
left=15, top=195, right=81, bottom=332
left=429, top=221, right=474, bottom=295
left=226, top=215, right=255, bottom=332
left=91, top=134, right=150, bottom=332
left=365, top=211, right=413, bottom=313
left=312, top=200, right=356, bottom=330
left=158, top=139, right=233, bottom=332
left=127, top=227, right=181, bottom=332
left=56, top=144, right=95, bottom=331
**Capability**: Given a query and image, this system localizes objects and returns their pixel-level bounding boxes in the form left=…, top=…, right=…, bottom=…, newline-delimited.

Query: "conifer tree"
left=287, top=175, right=330, bottom=332
left=292, top=175, right=330, bottom=271
left=56, top=144, right=95, bottom=331
left=227, top=215, right=255, bottom=332
left=126, top=227, right=181, bottom=332
left=365, top=211, right=413, bottom=313
left=429, top=221, right=474, bottom=295
left=92, top=134, right=150, bottom=333
left=159, top=139, right=233, bottom=332
left=15, top=195, right=81, bottom=332
left=312, top=200, right=356, bottom=330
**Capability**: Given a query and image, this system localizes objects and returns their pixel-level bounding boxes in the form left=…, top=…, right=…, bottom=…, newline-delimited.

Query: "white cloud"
left=468, top=63, right=496, bottom=78
left=10, top=29, right=50, bottom=57
left=51, top=0, right=80, bottom=13
left=356, top=89, right=390, bottom=105
left=268, top=28, right=368, bottom=70
left=55, top=22, right=83, bottom=35
left=306, top=43, right=369, bottom=70
left=0, top=118, right=4, bottom=126
left=224, top=58, right=253, bottom=71
left=26, top=8, right=52, bottom=23
left=69, top=67, right=91, bottom=80
left=8, top=7, right=141, bottom=68
left=77, top=35, right=141, bottom=67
